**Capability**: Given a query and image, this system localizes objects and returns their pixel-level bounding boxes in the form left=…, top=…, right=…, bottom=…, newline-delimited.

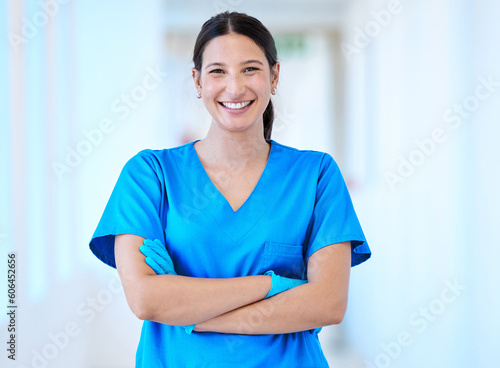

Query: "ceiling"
left=163, top=0, right=350, bottom=33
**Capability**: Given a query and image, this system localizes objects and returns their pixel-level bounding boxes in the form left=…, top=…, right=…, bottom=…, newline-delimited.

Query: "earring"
left=271, top=88, right=277, bottom=95
left=197, top=91, right=201, bottom=99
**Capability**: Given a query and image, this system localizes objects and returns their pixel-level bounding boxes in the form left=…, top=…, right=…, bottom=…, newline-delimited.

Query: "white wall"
left=340, top=0, right=500, bottom=367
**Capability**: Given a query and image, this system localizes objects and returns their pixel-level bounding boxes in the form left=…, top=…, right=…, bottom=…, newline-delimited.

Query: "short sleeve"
left=89, top=150, right=166, bottom=268
left=304, top=153, right=371, bottom=267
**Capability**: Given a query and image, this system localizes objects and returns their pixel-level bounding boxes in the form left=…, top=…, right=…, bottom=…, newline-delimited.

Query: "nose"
left=225, top=75, right=245, bottom=96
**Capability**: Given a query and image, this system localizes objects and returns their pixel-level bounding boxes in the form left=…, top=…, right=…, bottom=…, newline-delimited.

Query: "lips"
left=219, top=100, right=254, bottom=110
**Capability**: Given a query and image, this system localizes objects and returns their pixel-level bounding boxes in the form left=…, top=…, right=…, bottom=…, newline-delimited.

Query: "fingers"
left=140, top=244, right=156, bottom=258
left=184, top=324, right=195, bottom=335
left=152, top=238, right=164, bottom=247
left=142, top=239, right=173, bottom=261
left=145, top=255, right=168, bottom=275
left=143, top=239, right=166, bottom=254
left=141, top=239, right=177, bottom=275
left=264, top=270, right=307, bottom=299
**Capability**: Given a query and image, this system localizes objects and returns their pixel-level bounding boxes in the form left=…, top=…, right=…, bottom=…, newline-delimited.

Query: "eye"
left=244, top=67, right=260, bottom=72
left=209, top=69, right=224, bottom=74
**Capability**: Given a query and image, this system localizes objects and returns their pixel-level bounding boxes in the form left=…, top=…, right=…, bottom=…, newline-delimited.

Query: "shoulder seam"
left=272, top=140, right=327, bottom=156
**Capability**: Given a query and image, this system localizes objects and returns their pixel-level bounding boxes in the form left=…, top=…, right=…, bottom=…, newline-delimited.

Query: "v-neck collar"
left=188, top=139, right=279, bottom=243
left=191, top=139, right=275, bottom=213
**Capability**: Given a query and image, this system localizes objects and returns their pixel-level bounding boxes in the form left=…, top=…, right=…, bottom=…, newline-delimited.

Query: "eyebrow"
left=204, top=60, right=264, bottom=70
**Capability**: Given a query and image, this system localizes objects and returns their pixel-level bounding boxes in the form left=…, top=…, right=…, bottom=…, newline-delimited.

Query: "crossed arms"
left=114, top=234, right=351, bottom=335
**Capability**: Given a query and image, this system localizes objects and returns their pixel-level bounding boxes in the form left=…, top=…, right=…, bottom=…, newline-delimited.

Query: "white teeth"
left=221, top=101, right=252, bottom=109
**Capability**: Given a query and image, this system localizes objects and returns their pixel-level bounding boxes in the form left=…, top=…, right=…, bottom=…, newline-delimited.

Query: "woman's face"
left=193, top=33, right=279, bottom=136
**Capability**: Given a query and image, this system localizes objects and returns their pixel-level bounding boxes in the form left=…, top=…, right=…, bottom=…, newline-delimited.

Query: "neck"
left=196, top=121, right=270, bottom=168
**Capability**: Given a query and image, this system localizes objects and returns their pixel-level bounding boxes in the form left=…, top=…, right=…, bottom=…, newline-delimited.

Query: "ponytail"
left=263, top=100, right=274, bottom=139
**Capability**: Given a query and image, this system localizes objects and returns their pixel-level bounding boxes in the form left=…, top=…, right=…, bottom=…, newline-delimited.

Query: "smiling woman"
left=192, top=11, right=279, bottom=140
left=192, top=32, right=278, bottom=140
left=89, top=11, right=371, bottom=368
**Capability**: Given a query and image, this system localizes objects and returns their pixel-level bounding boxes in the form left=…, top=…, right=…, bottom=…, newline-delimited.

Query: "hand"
left=264, top=271, right=319, bottom=333
left=140, top=239, right=177, bottom=275
left=264, top=270, right=307, bottom=299
left=139, top=238, right=195, bottom=334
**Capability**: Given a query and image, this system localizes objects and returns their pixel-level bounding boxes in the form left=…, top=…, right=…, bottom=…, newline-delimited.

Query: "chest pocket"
left=259, top=242, right=306, bottom=280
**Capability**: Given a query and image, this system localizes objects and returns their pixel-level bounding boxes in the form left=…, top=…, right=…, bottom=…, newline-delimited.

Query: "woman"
left=90, top=11, right=371, bottom=367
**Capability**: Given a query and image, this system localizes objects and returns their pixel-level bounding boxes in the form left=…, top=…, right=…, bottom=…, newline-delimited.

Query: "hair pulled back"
left=193, top=12, right=278, bottom=139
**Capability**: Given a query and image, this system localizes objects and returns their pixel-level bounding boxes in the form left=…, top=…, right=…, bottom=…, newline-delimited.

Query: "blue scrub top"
left=90, top=139, right=371, bottom=368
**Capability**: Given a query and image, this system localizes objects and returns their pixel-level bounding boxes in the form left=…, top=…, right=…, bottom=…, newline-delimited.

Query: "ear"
left=270, top=62, right=280, bottom=91
left=192, top=68, right=202, bottom=94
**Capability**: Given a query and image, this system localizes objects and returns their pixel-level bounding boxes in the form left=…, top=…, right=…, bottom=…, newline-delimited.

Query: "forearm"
left=127, top=273, right=271, bottom=326
left=117, top=236, right=349, bottom=332
left=194, top=242, right=352, bottom=335
left=115, top=234, right=272, bottom=326
left=194, top=281, right=346, bottom=335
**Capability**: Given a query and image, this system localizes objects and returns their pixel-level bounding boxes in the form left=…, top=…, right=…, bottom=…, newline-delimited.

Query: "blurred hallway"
left=1, top=1, right=499, bottom=367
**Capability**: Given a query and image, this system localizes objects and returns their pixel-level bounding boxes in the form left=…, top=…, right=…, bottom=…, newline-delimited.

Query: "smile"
left=219, top=100, right=254, bottom=110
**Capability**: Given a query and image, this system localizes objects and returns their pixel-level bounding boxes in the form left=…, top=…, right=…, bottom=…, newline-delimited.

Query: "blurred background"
left=1, top=0, right=499, bottom=367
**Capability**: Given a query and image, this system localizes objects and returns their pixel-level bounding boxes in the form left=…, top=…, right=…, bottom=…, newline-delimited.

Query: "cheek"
left=250, top=81, right=272, bottom=113
left=250, top=77, right=271, bottom=96
left=206, top=83, right=229, bottom=104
